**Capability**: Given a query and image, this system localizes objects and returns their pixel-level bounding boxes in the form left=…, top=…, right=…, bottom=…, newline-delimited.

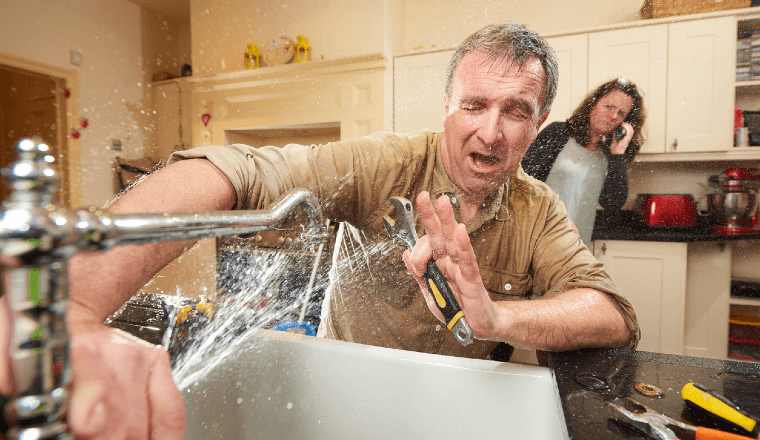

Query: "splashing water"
left=171, top=221, right=401, bottom=392
left=172, top=240, right=329, bottom=390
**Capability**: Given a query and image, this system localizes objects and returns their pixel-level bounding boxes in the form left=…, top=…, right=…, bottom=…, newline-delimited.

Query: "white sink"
left=180, top=330, right=569, bottom=439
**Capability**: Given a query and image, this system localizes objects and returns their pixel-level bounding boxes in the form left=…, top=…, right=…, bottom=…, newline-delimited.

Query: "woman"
left=521, top=77, right=646, bottom=244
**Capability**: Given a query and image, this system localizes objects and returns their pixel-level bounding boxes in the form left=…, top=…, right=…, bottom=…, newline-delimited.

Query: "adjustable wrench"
left=383, top=196, right=474, bottom=346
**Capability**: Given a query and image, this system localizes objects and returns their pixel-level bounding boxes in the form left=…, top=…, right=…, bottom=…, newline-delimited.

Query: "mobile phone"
left=613, top=125, right=626, bottom=140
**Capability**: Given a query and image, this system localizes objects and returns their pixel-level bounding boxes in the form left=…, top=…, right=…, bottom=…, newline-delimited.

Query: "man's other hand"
left=68, top=320, right=185, bottom=440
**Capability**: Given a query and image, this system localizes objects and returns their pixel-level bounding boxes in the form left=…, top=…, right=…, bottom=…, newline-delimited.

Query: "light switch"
left=70, top=49, right=83, bottom=66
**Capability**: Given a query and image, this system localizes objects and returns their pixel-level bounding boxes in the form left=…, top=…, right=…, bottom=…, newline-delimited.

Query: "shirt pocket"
left=480, top=267, right=533, bottom=301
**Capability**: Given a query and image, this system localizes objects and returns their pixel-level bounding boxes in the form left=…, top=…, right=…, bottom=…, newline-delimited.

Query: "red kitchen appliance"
left=635, top=194, right=697, bottom=227
left=708, top=168, right=760, bottom=235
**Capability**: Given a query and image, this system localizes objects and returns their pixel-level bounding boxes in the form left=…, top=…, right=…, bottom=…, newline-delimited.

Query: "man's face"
left=441, top=49, right=547, bottom=199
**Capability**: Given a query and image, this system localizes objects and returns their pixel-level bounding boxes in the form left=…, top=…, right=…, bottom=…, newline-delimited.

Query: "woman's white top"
left=544, top=137, right=608, bottom=245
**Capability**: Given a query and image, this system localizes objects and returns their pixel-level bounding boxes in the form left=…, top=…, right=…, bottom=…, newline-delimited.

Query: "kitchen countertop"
left=549, top=348, right=760, bottom=439
left=591, top=210, right=760, bottom=242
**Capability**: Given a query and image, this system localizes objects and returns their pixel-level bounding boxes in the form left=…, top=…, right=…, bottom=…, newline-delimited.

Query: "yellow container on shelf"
left=244, top=43, right=261, bottom=69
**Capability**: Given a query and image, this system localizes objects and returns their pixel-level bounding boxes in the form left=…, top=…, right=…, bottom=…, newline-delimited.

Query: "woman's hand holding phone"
left=610, top=121, right=633, bottom=155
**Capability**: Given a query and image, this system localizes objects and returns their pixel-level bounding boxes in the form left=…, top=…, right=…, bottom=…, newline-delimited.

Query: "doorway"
left=0, top=52, right=81, bottom=206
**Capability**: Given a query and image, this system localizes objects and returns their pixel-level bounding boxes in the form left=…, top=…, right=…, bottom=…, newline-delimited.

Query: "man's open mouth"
left=470, top=152, right=499, bottom=165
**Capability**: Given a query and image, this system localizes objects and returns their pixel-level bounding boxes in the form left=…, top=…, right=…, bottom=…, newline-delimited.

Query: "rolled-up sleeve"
left=530, top=190, right=641, bottom=349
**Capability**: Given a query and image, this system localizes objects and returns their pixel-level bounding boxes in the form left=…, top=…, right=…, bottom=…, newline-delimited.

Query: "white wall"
left=402, top=0, right=644, bottom=51
left=1, top=0, right=184, bottom=207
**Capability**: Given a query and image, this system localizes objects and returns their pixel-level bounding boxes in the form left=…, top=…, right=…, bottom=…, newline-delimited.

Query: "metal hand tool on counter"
left=609, top=397, right=754, bottom=440
left=382, top=196, right=473, bottom=346
left=681, top=382, right=760, bottom=439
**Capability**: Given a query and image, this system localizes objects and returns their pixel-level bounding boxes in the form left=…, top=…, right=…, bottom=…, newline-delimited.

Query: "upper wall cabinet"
left=393, top=50, right=453, bottom=133
left=554, top=16, right=737, bottom=157
left=665, top=16, right=736, bottom=154
left=544, top=34, right=589, bottom=126
left=393, top=14, right=753, bottom=160
left=588, top=24, right=669, bottom=154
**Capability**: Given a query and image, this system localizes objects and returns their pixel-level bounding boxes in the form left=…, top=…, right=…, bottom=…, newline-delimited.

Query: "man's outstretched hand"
left=401, top=191, right=502, bottom=341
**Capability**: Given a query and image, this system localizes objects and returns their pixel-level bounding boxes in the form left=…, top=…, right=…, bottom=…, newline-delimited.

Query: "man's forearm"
left=491, top=288, right=632, bottom=352
left=67, top=158, right=237, bottom=324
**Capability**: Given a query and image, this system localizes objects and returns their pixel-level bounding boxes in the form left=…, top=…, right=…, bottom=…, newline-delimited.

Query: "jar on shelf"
left=244, top=43, right=261, bottom=69
left=293, top=35, right=311, bottom=63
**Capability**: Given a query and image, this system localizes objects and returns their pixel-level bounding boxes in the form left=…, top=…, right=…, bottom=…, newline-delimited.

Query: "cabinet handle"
left=672, top=138, right=678, bottom=151
left=601, top=243, right=607, bottom=255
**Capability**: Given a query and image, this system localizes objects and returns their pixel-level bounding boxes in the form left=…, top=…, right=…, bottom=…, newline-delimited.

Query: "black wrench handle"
left=423, top=259, right=473, bottom=345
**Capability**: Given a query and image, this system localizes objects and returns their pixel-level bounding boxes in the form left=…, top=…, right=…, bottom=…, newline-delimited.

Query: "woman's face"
left=588, top=90, right=634, bottom=136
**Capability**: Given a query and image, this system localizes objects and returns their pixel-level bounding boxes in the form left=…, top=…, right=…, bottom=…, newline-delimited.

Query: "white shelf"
left=729, top=297, right=760, bottom=306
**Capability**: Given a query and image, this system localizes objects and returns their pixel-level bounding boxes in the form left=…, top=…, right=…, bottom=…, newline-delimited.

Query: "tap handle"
left=1, top=139, right=74, bottom=439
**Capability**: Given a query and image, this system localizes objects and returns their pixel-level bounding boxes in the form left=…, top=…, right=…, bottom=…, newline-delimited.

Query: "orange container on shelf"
left=729, top=312, right=760, bottom=343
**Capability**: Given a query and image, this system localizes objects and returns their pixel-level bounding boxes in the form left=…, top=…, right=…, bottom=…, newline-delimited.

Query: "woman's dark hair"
left=566, top=78, right=646, bottom=162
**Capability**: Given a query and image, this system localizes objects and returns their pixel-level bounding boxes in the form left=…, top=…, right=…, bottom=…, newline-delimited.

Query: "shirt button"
left=436, top=325, right=442, bottom=332
left=504, top=283, right=512, bottom=291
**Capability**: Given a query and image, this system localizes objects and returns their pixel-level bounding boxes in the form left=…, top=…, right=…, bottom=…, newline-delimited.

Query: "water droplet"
left=287, top=402, right=293, bottom=409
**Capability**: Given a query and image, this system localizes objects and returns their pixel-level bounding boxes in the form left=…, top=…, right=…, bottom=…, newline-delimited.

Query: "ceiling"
left=127, top=0, right=190, bottom=25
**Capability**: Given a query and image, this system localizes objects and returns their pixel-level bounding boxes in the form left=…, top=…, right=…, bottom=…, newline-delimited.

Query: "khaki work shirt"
left=169, top=130, right=640, bottom=359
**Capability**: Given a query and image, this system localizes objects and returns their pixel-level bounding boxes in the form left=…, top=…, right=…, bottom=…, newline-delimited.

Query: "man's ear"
left=536, top=110, right=550, bottom=129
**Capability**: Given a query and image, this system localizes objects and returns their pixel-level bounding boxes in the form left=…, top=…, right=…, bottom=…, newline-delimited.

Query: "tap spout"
left=78, top=187, right=330, bottom=250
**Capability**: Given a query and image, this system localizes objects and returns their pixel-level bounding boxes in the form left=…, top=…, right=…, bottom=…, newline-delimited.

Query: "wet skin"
left=441, top=49, right=548, bottom=218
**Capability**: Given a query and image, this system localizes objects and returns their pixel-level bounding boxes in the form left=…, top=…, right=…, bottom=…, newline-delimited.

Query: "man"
left=56, top=21, right=638, bottom=440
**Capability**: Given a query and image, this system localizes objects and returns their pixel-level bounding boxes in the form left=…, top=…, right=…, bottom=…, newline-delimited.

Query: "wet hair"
left=566, top=78, right=647, bottom=162
left=444, top=21, right=559, bottom=119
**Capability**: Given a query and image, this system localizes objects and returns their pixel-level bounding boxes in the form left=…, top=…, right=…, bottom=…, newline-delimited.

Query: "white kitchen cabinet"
left=594, top=240, right=732, bottom=360
left=594, top=240, right=687, bottom=355
left=682, top=242, right=732, bottom=360
left=393, top=49, right=453, bottom=133
left=583, top=16, right=735, bottom=156
left=666, top=17, right=736, bottom=153
left=588, top=25, right=669, bottom=155
left=544, top=34, right=589, bottom=126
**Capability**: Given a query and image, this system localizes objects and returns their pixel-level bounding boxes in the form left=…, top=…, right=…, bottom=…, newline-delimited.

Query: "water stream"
left=170, top=222, right=398, bottom=392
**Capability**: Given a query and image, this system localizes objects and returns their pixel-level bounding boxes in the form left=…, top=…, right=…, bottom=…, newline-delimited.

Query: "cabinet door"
left=667, top=17, right=735, bottom=153
left=393, top=50, right=453, bottom=133
left=588, top=25, right=668, bottom=154
left=594, top=240, right=687, bottom=355
left=544, top=34, right=589, bottom=126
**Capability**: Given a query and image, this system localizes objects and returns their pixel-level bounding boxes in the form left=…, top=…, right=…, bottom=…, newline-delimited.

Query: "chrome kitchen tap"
left=0, top=138, right=329, bottom=439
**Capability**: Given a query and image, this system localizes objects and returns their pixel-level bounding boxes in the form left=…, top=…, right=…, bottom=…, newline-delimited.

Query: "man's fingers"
left=403, top=249, right=445, bottom=323
left=454, top=223, right=480, bottom=284
left=148, top=352, right=186, bottom=440
left=435, top=195, right=461, bottom=259
left=68, top=345, right=110, bottom=437
left=416, top=192, right=446, bottom=260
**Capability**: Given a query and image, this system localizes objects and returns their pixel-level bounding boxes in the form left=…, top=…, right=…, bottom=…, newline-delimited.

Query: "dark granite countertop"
left=591, top=210, right=760, bottom=242
left=549, top=348, right=760, bottom=440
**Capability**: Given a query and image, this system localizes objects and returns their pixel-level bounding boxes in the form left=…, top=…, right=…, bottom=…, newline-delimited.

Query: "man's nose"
left=478, top=109, right=503, bottom=145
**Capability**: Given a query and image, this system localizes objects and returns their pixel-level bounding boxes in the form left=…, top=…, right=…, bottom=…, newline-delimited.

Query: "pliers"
left=609, top=397, right=753, bottom=439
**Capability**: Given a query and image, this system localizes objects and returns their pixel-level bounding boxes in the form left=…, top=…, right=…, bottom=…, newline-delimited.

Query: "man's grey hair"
left=445, top=21, right=559, bottom=118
